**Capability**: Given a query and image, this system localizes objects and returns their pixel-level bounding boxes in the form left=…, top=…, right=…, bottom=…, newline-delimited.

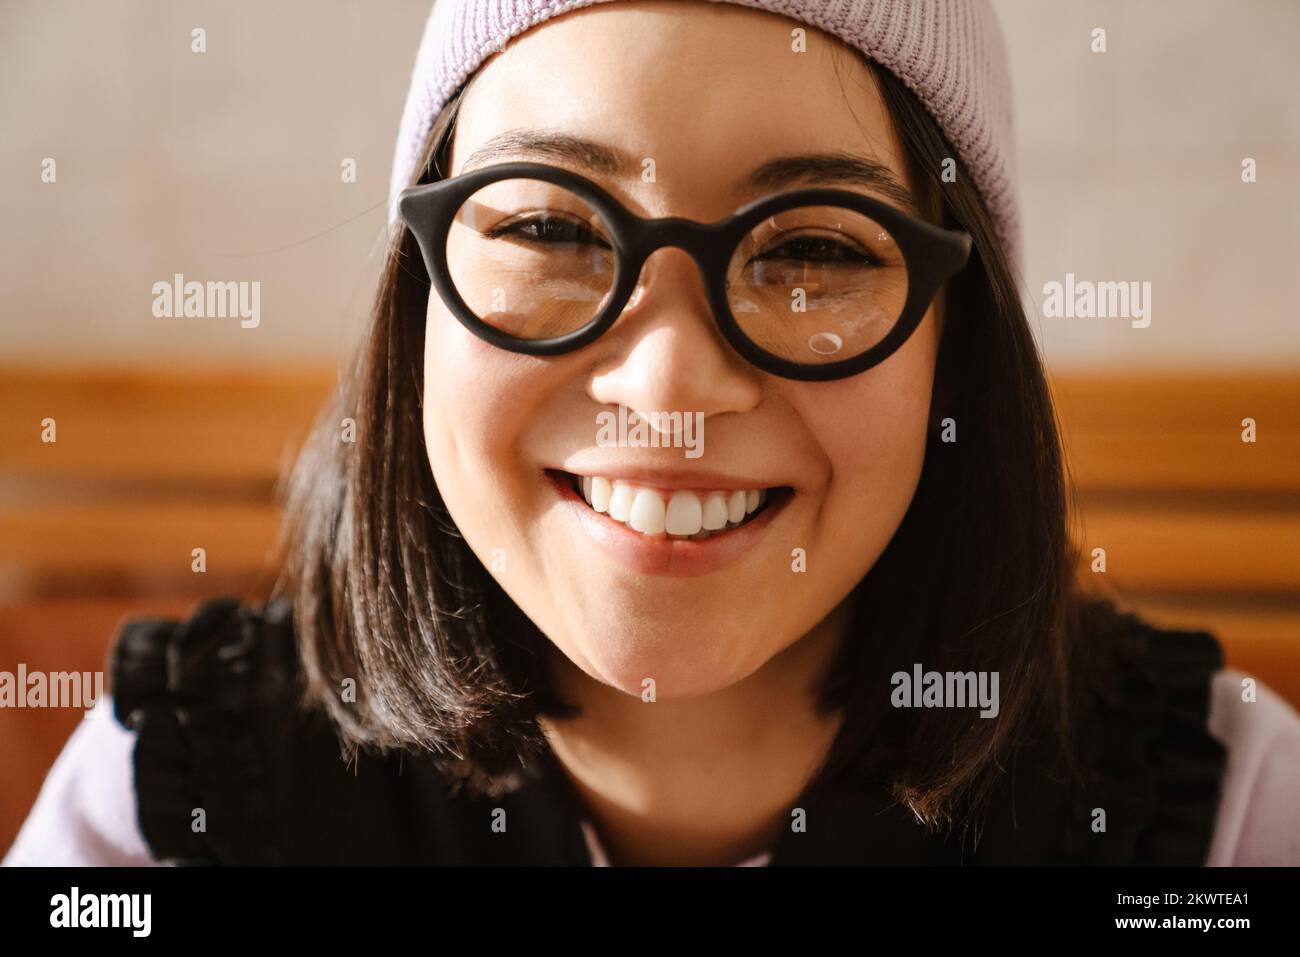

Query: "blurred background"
left=2, top=0, right=1297, bottom=853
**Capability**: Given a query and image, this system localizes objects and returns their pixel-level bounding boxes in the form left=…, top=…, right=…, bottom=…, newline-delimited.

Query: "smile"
left=544, top=469, right=794, bottom=576
left=571, top=473, right=775, bottom=540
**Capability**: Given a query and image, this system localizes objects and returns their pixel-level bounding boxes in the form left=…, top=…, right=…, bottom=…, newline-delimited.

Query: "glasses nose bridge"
left=623, top=215, right=727, bottom=289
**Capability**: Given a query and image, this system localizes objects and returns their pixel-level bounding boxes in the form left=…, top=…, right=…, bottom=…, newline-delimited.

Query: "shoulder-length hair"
left=274, top=48, right=1109, bottom=835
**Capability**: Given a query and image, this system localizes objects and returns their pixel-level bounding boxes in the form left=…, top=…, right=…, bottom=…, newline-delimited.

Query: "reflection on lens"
left=808, top=332, right=843, bottom=355
left=726, top=206, right=908, bottom=364
left=445, top=178, right=616, bottom=340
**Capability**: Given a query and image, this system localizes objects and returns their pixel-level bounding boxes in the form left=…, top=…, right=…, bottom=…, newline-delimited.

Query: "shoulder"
left=3, top=697, right=156, bottom=867
left=96, top=594, right=591, bottom=865
left=1063, top=599, right=1300, bottom=865
left=1033, top=601, right=1226, bottom=864
left=5, top=595, right=297, bottom=867
left=1204, top=667, right=1300, bottom=865
left=110, top=593, right=297, bottom=727
left=106, top=593, right=310, bottom=864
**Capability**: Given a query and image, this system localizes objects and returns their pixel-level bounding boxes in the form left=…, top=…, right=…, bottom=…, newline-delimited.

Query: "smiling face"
left=421, top=2, right=944, bottom=699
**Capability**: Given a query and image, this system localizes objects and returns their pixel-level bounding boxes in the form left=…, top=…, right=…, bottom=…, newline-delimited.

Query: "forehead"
left=449, top=2, right=912, bottom=216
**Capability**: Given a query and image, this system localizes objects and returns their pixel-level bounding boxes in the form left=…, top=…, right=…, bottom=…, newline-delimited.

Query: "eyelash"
left=485, top=214, right=882, bottom=267
left=753, top=233, right=879, bottom=267
left=486, top=214, right=611, bottom=248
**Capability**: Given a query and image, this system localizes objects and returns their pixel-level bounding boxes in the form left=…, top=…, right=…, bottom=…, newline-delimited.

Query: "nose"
left=588, top=247, right=763, bottom=424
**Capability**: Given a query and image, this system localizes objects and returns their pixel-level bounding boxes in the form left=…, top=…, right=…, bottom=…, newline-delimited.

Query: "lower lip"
left=544, top=471, right=791, bottom=578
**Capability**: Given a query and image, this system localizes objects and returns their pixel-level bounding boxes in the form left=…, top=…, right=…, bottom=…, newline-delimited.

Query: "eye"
left=752, top=233, right=878, bottom=266
left=486, top=213, right=611, bottom=249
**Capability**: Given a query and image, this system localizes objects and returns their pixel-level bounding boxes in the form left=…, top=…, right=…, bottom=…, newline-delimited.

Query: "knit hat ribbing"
left=387, top=0, right=1019, bottom=267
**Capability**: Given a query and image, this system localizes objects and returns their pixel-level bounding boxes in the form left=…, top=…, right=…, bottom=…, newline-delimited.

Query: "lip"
left=557, top=464, right=788, bottom=493
left=543, top=469, right=792, bottom=577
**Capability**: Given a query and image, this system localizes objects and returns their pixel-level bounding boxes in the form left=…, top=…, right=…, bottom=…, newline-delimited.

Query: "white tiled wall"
left=1, top=0, right=1296, bottom=370
left=994, top=0, right=1300, bottom=369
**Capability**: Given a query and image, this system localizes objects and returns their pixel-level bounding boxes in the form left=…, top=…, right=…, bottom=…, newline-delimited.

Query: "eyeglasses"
left=398, top=161, right=971, bottom=381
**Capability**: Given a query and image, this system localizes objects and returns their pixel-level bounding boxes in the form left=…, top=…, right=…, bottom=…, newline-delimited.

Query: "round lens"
left=725, top=206, right=909, bottom=365
left=445, top=178, right=617, bottom=340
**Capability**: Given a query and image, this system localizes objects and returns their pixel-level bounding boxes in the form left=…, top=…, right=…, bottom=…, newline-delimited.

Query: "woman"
left=7, top=0, right=1299, bottom=867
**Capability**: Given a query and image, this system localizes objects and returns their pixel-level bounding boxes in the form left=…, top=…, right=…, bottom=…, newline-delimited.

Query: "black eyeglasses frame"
left=398, top=159, right=972, bottom=382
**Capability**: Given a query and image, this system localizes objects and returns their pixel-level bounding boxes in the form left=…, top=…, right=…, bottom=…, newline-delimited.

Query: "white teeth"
left=629, top=489, right=666, bottom=535
left=590, top=476, right=612, bottom=513
left=702, top=492, right=729, bottom=530
left=608, top=484, right=634, bottom=522
left=568, top=475, right=777, bottom=539
left=665, top=490, right=703, bottom=535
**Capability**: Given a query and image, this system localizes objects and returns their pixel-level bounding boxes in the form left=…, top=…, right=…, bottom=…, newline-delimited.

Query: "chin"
left=566, top=615, right=778, bottom=700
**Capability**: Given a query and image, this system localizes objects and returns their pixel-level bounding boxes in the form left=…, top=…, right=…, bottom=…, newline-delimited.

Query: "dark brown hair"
left=273, top=47, right=1109, bottom=834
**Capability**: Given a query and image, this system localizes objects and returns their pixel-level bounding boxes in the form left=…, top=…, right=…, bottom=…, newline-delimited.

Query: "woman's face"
left=423, top=2, right=943, bottom=698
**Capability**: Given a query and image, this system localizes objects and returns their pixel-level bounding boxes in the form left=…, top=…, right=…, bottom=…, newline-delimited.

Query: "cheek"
left=421, top=302, right=546, bottom=553
left=801, top=312, right=939, bottom=554
left=423, top=307, right=490, bottom=473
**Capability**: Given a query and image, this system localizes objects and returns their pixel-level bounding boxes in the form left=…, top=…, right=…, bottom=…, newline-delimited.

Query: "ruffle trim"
left=1059, top=603, right=1228, bottom=865
left=110, top=595, right=295, bottom=865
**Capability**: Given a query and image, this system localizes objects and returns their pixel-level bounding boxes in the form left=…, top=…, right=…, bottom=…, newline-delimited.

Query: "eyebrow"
left=459, top=129, right=919, bottom=214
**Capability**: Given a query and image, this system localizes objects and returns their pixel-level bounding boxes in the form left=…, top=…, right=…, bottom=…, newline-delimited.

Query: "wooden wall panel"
left=1068, top=506, right=1300, bottom=595
left=1, top=365, right=1297, bottom=856
left=0, top=366, right=333, bottom=485
left=1050, top=374, right=1300, bottom=493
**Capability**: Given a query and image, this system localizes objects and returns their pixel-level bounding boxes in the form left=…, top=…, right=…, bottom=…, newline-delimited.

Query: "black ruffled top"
left=109, top=595, right=1229, bottom=865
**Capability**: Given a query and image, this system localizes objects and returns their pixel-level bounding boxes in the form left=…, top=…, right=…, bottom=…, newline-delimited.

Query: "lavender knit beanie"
left=387, top=0, right=1020, bottom=266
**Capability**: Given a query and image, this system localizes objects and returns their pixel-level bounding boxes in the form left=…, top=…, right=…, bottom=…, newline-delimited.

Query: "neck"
left=539, top=600, right=851, bottom=866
